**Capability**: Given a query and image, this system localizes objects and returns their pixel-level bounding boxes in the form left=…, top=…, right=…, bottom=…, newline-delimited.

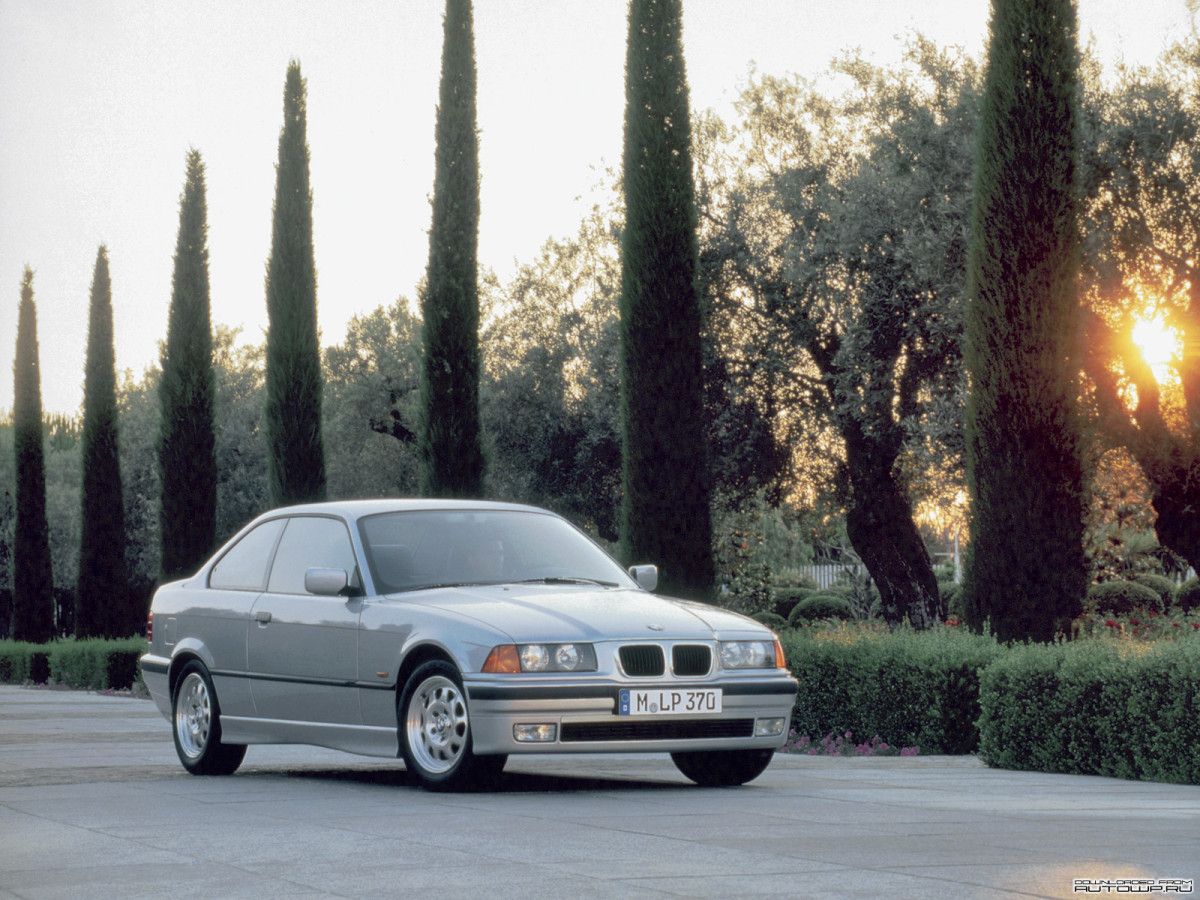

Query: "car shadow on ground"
left=250, top=765, right=689, bottom=793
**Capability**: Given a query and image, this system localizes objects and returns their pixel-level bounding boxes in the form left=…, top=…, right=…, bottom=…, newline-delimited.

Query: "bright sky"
left=0, top=0, right=1193, bottom=416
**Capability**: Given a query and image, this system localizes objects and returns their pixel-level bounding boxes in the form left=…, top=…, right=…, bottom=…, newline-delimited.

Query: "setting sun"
left=1132, top=315, right=1181, bottom=382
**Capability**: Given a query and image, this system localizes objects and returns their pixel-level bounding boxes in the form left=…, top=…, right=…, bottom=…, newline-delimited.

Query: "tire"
left=399, top=660, right=505, bottom=792
left=172, top=660, right=247, bottom=776
left=671, top=749, right=774, bottom=787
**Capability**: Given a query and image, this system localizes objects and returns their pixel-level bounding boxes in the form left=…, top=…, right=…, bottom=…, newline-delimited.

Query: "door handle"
left=254, top=611, right=272, bottom=624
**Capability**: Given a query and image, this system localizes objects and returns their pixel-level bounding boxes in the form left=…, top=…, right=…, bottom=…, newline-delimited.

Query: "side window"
left=266, top=516, right=358, bottom=595
left=209, top=519, right=287, bottom=591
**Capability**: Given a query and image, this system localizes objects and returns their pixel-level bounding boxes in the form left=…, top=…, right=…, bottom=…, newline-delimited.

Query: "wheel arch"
left=394, top=642, right=458, bottom=699
left=167, top=641, right=214, bottom=698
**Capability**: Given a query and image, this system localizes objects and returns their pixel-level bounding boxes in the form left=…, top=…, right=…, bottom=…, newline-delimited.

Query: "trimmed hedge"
left=0, top=638, right=145, bottom=691
left=770, top=586, right=812, bottom=620
left=751, top=611, right=788, bottom=629
left=781, top=626, right=1004, bottom=754
left=1129, top=573, right=1177, bottom=610
left=1087, top=580, right=1162, bottom=616
left=787, top=593, right=854, bottom=626
left=978, top=639, right=1200, bottom=784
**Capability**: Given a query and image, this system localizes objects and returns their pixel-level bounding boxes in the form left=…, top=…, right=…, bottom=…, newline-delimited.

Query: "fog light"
left=513, top=724, right=557, bottom=743
left=755, top=717, right=786, bottom=737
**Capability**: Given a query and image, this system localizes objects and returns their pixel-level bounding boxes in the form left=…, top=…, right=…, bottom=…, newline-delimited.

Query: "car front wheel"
left=172, top=660, right=246, bottom=776
left=671, top=749, right=774, bottom=787
left=399, top=660, right=505, bottom=792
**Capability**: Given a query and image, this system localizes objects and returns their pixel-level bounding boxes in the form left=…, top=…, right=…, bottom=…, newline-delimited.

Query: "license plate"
left=619, top=688, right=722, bottom=716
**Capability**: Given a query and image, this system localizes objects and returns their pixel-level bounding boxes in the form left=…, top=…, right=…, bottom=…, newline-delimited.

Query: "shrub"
left=48, top=638, right=145, bottom=690
left=1177, top=578, right=1200, bottom=613
left=0, top=642, right=50, bottom=684
left=751, top=611, right=787, bottom=630
left=0, top=638, right=145, bottom=690
left=770, top=586, right=811, bottom=620
left=978, top=639, right=1200, bottom=784
left=771, top=571, right=817, bottom=590
left=939, top=582, right=962, bottom=620
left=1130, top=573, right=1177, bottom=610
left=1087, top=580, right=1163, bottom=616
left=781, top=624, right=1003, bottom=754
left=788, top=593, right=854, bottom=625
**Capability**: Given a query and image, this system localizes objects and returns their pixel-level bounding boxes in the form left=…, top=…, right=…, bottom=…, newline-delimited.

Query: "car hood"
left=388, top=584, right=768, bottom=643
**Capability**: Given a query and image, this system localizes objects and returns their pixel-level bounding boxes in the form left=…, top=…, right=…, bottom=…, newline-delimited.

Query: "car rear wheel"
left=399, top=660, right=505, bottom=792
left=671, top=749, right=774, bottom=786
left=172, top=660, right=246, bottom=776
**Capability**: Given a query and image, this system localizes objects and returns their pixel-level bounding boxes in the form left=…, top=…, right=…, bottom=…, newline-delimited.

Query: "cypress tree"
left=159, top=151, right=218, bottom=581
left=619, top=0, right=714, bottom=598
left=77, top=246, right=128, bottom=636
left=962, top=0, right=1086, bottom=642
left=419, top=0, right=484, bottom=498
left=265, top=60, right=326, bottom=508
left=12, top=267, right=54, bottom=642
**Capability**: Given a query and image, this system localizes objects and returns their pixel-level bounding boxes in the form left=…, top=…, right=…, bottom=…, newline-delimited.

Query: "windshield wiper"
left=512, top=576, right=619, bottom=588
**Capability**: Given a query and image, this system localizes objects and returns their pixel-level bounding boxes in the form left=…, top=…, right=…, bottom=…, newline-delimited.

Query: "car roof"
left=257, top=498, right=554, bottom=524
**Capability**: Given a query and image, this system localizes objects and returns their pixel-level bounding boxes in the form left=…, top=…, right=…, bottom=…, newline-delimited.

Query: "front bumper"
left=464, top=673, right=798, bottom=756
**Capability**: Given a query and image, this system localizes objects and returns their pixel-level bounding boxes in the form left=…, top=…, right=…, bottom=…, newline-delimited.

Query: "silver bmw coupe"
left=140, top=499, right=798, bottom=791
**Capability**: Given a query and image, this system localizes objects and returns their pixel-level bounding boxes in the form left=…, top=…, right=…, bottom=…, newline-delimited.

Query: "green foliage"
left=212, top=333, right=271, bottom=541
left=1087, top=580, right=1163, bottom=616
left=619, top=0, right=713, bottom=599
left=711, top=493, right=772, bottom=615
left=1129, top=573, right=1178, bottom=610
left=78, top=246, right=129, bottom=637
left=977, top=639, right=1200, bottom=784
left=0, top=638, right=144, bottom=690
left=702, top=41, right=979, bottom=629
left=480, top=212, right=623, bottom=538
left=771, top=586, right=812, bottom=620
left=1178, top=578, right=1200, bottom=614
left=265, top=61, right=327, bottom=507
left=941, top=581, right=964, bottom=620
left=963, top=0, right=1087, bottom=642
left=781, top=625, right=1004, bottom=754
left=788, top=593, right=854, bottom=625
left=324, top=300, right=423, bottom=499
left=420, top=0, right=484, bottom=499
left=160, top=150, right=218, bottom=580
left=12, top=268, right=54, bottom=643
left=751, top=611, right=787, bottom=629
left=1080, top=37, right=1200, bottom=576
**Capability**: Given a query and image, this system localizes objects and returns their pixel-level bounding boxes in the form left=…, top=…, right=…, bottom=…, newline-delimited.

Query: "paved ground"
left=0, top=685, right=1197, bottom=899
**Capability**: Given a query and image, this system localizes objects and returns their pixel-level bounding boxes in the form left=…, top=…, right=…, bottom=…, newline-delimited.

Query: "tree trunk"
left=843, top=431, right=940, bottom=629
left=1148, top=458, right=1200, bottom=576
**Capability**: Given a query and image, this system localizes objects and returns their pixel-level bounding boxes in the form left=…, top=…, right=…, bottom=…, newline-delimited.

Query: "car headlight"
left=483, top=643, right=598, bottom=673
left=719, top=639, right=783, bottom=670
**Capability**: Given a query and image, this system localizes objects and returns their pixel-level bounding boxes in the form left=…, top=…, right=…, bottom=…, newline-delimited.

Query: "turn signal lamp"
left=482, top=645, right=522, bottom=674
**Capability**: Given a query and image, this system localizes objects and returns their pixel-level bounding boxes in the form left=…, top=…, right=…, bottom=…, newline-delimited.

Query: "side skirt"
left=218, top=716, right=400, bottom=759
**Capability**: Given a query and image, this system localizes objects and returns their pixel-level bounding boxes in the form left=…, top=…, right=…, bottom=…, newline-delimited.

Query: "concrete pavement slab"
left=1, top=685, right=1197, bottom=899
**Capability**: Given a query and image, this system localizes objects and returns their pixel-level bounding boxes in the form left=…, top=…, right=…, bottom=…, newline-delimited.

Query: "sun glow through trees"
left=1131, top=314, right=1182, bottom=384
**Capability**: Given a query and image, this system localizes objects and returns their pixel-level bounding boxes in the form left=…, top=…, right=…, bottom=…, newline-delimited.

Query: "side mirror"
left=629, top=565, right=658, bottom=592
left=305, top=567, right=350, bottom=596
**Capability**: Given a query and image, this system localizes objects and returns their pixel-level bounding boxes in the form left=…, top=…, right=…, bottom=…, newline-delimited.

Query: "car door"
left=190, top=517, right=289, bottom=719
left=247, top=515, right=364, bottom=725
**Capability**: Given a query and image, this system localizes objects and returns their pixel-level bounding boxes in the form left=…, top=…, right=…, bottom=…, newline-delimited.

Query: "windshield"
left=357, top=509, right=637, bottom=594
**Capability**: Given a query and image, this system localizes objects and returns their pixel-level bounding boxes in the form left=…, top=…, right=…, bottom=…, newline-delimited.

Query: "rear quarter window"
left=209, top=518, right=287, bottom=591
